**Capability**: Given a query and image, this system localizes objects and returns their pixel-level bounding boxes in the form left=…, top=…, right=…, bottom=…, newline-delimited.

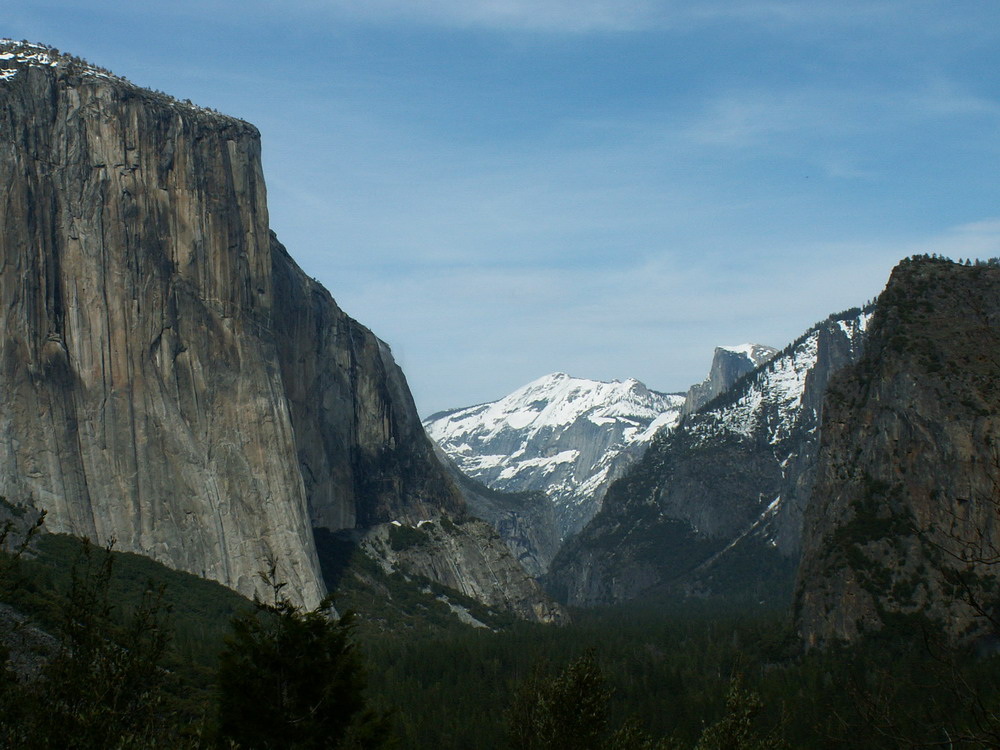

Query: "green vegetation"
left=216, top=579, right=389, bottom=749
left=0, top=526, right=391, bottom=749
left=3, top=519, right=1000, bottom=748
left=387, top=523, right=430, bottom=552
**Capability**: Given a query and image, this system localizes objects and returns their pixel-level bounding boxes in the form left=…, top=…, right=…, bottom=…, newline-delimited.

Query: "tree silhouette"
left=215, top=565, right=389, bottom=749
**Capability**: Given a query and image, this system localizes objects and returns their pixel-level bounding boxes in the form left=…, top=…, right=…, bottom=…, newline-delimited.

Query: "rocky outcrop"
left=796, top=258, right=1000, bottom=648
left=682, top=344, right=777, bottom=415
left=547, top=308, right=870, bottom=607
left=0, top=41, right=554, bottom=621
left=435, top=444, right=561, bottom=578
left=358, top=518, right=568, bottom=624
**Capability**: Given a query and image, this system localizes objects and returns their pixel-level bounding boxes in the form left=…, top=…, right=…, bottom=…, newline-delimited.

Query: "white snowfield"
left=429, top=373, right=679, bottom=442
left=692, top=312, right=871, bottom=447
left=425, top=373, right=685, bottom=537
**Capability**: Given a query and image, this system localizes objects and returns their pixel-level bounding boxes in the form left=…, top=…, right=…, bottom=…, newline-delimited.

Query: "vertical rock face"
left=270, top=239, right=463, bottom=532
left=547, top=309, right=870, bottom=607
left=0, top=42, right=522, bottom=617
left=796, top=258, right=1000, bottom=648
left=682, top=344, right=777, bottom=416
left=0, top=44, right=323, bottom=607
left=0, top=41, right=323, bottom=603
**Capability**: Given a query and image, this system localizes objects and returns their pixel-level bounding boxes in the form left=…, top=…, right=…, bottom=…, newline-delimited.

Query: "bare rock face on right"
left=796, top=257, right=1000, bottom=648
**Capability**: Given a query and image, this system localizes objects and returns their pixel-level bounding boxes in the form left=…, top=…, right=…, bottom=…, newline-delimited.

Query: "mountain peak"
left=424, top=373, right=685, bottom=543
left=717, top=343, right=777, bottom=366
left=683, top=342, right=778, bottom=415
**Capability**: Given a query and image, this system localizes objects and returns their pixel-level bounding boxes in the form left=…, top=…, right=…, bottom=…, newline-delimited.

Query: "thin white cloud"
left=287, top=0, right=662, bottom=32
left=910, top=78, right=1000, bottom=120
left=336, top=217, right=1000, bottom=414
left=274, top=0, right=966, bottom=34
left=678, top=78, right=1000, bottom=155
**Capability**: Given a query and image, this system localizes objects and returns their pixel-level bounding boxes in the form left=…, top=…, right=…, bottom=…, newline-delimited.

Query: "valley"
left=2, top=38, right=1000, bottom=750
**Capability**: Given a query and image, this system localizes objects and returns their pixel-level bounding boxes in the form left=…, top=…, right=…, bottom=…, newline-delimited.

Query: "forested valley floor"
left=1, top=522, right=998, bottom=749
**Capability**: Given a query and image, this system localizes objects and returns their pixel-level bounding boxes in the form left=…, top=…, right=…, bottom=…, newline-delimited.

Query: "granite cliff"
left=0, top=41, right=559, bottom=621
left=682, top=343, right=776, bottom=416
left=796, top=257, right=1000, bottom=647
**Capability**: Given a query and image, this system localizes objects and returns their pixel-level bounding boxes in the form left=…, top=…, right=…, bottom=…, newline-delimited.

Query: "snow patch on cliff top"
left=719, top=343, right=777, bottom=366
left=1, top=40, right=104, bottom=83
left=0, top=40, right=234, bottom=121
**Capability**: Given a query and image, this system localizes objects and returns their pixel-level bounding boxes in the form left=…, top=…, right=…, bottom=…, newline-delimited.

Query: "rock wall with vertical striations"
left=0, top=41, right=554, bottom=621
left=0, top=42, right=325, bottom=607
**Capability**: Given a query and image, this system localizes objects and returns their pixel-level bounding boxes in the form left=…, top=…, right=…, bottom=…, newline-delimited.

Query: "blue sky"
left=6, top=1, right=1000, bottom=414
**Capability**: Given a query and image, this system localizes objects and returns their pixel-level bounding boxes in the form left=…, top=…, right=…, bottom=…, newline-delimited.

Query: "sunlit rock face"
left=0, top=41, right=495, bottom=613
left=0, top=42, right=324, bottom=607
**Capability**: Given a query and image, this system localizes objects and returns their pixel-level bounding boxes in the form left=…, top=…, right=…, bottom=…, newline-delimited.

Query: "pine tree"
left=1, top=539, right=181, bottom=749
left=215, top=570, right=389, bottom=749
left=506, top=650, right=612, bottom=750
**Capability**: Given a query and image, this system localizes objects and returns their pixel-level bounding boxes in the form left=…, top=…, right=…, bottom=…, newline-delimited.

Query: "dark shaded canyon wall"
left=270, top=238, right=464, bottom=531
left=797, top=258, right=1000, bottom=647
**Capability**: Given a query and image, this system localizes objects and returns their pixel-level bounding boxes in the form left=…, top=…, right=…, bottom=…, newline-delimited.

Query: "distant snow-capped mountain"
left=424, top=373, right=686, bottom=545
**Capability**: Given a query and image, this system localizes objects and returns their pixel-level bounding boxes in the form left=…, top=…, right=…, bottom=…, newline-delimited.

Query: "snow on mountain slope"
left=424, top=373, right=685, bottom=542
left=691, top=313, right=870, bottom=450
left=546, top=306, right=874, bottom=607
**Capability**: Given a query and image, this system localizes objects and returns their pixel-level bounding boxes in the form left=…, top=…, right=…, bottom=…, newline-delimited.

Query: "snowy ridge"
left=718, top=343, right=777, bottom=365
left=691, top=310, right=871, bottom=448
left=692, top=332, right=819, bottom=444
left=429, top=373, right=676, bottom=442
left=1, top=40, right=118, bottom=83
left=425, top=373, right=685, bottom=540
left=680, top=307, right=873, bottom=552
